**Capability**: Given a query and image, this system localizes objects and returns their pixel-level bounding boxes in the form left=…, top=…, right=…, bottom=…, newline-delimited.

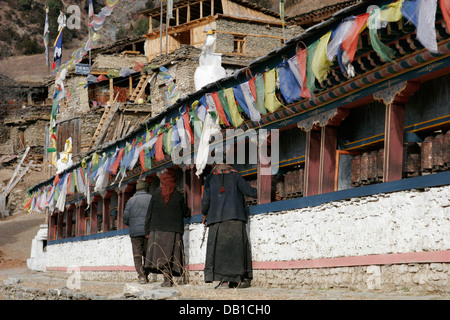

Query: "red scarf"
left=160, top=169, right=177, bottom=204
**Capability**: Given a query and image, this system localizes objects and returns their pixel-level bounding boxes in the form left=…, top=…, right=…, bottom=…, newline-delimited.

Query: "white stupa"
left=194, top=27, right=226, bottom=91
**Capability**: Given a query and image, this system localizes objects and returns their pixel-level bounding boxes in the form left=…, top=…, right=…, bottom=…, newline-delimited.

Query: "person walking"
left=145, top=168, right=189, bottom=287
left=201, top=163, right=257, bottom=288
left=123, top=180, right=152, bottom=284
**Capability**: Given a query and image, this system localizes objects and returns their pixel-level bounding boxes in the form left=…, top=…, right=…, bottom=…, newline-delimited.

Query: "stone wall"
left=215, top=20, right=302, bottom=57
left=44, top=184, right=450, bottom=292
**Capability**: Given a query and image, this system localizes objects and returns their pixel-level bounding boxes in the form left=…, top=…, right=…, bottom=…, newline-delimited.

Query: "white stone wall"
left=47, top=234, right=134, bottom=269
left=46, top=185, right=450, bottom=290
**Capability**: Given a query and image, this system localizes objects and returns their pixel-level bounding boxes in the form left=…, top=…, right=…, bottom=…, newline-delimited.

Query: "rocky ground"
left=1, top=211, right=449, bottom=302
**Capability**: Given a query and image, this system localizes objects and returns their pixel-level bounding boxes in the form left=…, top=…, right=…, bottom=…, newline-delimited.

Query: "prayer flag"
left=279, top=61, right=301, bottom=104
left=224, top=88, right=244, bottom=128
left=312, top=31, right=333, bottom=83
left=402, top=0, right=419, bottom=26
left=44, top=7, right=49, bottom=66
left=341, top=13, right=370, bottom=62
left=52, top=29, right=63, bottom=71
left=296, top=47, right=311, bottom=98
left=306, top=40, right=319, bottom=94
left=327, top=17, right=355, bottom=62
left=369, top=9, right=396, bottom=62
left=417, top=0, right=438, bottom=53
left=441, top=0, right=450, bottom=30
left=210, top=92, right=231, bottom=126
left=280, top=0, right=285, bottom=24
left=254, top=75, right=267, bottom=114
left=380, top=0, right=405, bottom=22
left=155, top=133, right=165, bottom=161
left=264, top=68, right=283, bottom=113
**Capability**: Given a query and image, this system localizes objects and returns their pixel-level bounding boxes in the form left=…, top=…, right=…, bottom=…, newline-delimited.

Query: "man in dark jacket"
left=201, top=163, right=257, bottom=288
left=123, top=180, right=152, bottom=284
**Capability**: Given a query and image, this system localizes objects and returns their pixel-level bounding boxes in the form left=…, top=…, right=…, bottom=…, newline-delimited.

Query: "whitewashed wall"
left=46, top=185, right=450, bottom=270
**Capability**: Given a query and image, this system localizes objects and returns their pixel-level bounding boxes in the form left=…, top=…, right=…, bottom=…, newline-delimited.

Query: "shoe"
left=161, top=276, right=173, bottom=287
left=214, top=280, right=229, bottom=289
left=237, top=278, right=251, bottom=289
left=138, top=276, right=147, bottom=284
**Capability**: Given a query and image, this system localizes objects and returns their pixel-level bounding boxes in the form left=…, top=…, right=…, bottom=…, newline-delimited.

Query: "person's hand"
left=202, top=215, right=207, bottom=225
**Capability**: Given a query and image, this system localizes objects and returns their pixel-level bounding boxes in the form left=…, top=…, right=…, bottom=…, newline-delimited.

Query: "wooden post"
left=373, top=81, right=420, bottom=182
left=57, top=211, right=64, bottom=240
left=257, top=139, right=271, bottom=205
left=109, top=78, right=114, bottom=104
left=319, top=126, right=338, bottom=194
left=66, top=207, right=73, bottom=238
left=117, top=190, right=125, bottom=230
left=103, top=193, right=111, bottom=232
left=191, top=168, right=202, bottom=215
left=304, top=129, right=321, bottom=197
left=90, top=200, right=98, bottom=235
left=383, top=102, right=405, bottom=182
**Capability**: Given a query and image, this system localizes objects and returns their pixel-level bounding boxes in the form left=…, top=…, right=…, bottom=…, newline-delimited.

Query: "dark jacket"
left=201, top=170, right=257, bottom=226
left=123, top=190, right=152, bottom=237
left=145, top=188, right=189, bottom=235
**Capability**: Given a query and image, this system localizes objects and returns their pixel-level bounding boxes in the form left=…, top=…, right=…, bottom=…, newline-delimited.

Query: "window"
left=233, top=35, right=246, bottom=54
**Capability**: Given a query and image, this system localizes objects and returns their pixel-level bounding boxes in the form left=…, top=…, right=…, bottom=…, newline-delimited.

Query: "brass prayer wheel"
left=404, top=143, right=421, bottom=177
left=377, top=148, right=384, bottom=181
left=351, top=154, right=361, bottom=187
left=360, top=152, right=369, bottom=184
left=368, top=150, right=377, bottom=182
left=421, top=136, right=433, bottom=173
left=444, top=130, right=450, bottom=168
left=432, top=133, right=444, bottom=171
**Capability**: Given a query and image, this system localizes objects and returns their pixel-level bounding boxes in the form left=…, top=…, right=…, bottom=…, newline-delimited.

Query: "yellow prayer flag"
left=264, top=69, right=282, bottom=113
left=311, top=31, right=333, bottom=84
left=380, top=0, right=405, bottom=22
left=224, top=88, right=244, bottom=128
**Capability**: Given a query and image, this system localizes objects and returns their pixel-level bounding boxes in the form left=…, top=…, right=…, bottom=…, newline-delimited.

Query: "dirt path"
left=0, top=212, right=45, bottom=271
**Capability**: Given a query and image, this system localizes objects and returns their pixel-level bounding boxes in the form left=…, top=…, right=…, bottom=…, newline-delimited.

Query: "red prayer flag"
left=108, top=148, right=124, bottom=175
left=211, top=92, right=230, bottom=127
left=183, top=111, right=194, bottom=144
left=155, top=133, right=165, bottom=161
left=341, top=12, right=370, bottom=62
left=296, top=48, right=311, bottom=98
left=248, top=77, right=257, bottom=99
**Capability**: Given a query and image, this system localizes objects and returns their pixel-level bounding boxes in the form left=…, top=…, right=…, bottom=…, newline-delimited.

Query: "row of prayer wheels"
left=419, top=130, right=450, bottom=174
left=352, top=130, right=450, bottom=186
left=352, top=149, right=384, bottom=187
left=245, top=167, right=305, bottom=204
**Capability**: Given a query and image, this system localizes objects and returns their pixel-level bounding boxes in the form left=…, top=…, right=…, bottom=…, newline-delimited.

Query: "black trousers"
left=130, top=236, right=148, bottom=278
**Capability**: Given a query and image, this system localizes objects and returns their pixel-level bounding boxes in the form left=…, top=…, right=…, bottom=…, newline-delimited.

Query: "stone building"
left=141, top=0, right=301, bottom=60
left=26, top=0, right=450, bottom=292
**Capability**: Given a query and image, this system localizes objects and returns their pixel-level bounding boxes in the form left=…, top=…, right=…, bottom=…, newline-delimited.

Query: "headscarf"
left=160, top=168, right=177, bottom=204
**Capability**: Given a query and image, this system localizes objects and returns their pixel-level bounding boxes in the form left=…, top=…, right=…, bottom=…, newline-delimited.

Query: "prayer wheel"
left=360, top=152, right=370, bottom=184
left=377, top=148, right=384, bottom=181
left=351, top=154, right=361, bottom=187
left=421, top=136, right=433, bottom=173
left=297, top=168, right=304, bottom=195
left=432, top=133, right=444, bottom=171
left=404, top=143, right=421, bottom=177
left=368, top=150, right=377, bottom=182
left=444, top=130, right=450, bottom=168
left=284, top=170, right=294, bottom=198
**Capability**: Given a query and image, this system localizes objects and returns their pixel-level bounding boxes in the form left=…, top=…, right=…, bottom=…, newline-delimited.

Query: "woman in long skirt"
left=145, top=168, right=189, bottom=287
left=201, top=163, right=257, bottom=288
